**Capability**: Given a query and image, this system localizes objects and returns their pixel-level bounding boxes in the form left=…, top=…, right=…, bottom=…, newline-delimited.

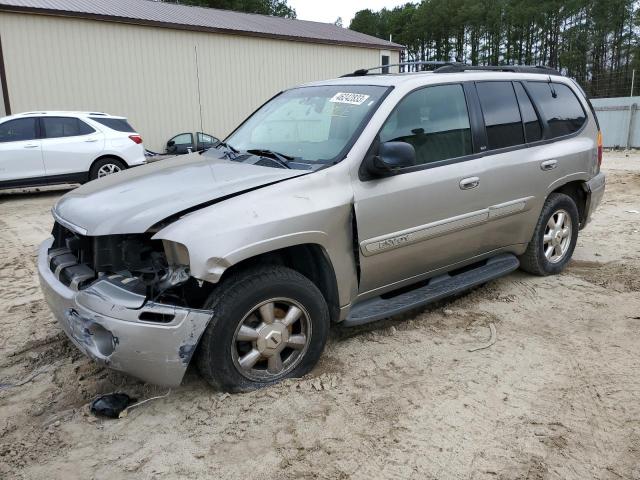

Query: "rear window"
left=476, top=81, right=525, bottom=150
left=526, top=82, right=586, bottom=138
left=90, top=117, right=136, bottom=133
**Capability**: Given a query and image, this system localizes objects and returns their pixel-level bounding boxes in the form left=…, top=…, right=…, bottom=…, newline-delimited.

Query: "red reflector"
left=129, top=135, right=143, bottom=145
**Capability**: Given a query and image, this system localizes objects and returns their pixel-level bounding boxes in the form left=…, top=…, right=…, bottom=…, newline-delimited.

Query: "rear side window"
left=0, top=118, right=37, bottom=142
left=90, top=117, right=136, bottom=133
left=514, top=82, right=543, bottom=142
left=42, top=117, right=95, bottom=138
left=380, top=83, right=473, bottom=165
left=476, top=81, right=524, bottom=150
left=527, top=82, right=586, bottom=138
left=197, top=132, right=219, bottom=145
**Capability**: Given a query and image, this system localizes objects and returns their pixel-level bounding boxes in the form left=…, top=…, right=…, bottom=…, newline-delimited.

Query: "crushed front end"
left=37, top=221, right=213, bottom=386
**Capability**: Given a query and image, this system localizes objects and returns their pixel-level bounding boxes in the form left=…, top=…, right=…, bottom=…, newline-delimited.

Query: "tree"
left=160, top=0, right=296, bottom=18
left=349, top=0, right=640, bottom=97
left=350, top=9, right=381, bottom=37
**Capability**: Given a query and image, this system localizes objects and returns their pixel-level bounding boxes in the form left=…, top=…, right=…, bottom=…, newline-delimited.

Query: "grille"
left=48, top=222, right=96, bottom=290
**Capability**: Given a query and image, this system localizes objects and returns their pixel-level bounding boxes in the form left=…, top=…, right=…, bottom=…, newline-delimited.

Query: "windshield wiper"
left=246, top=149, right=294, bottom=169
left=217, top=142, right=239, bottom=153
left=213, top=142, right=240, bottom=160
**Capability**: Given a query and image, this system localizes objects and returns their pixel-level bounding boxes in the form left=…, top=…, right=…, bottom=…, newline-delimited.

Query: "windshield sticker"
left=330, top=92, right=371, bottom=106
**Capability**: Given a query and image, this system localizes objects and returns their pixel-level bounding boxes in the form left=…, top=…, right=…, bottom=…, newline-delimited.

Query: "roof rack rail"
left=433, top=64, right=561, bottom=76
left=341, top=61, right=455, bottom=77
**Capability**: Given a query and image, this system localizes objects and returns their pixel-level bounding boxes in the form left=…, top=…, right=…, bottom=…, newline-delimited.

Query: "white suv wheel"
left=97, top=163, right=122, bottom=178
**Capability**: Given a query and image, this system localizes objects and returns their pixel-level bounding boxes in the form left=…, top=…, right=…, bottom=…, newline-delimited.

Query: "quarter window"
left=90, top=117, right=136, bottom=133
left=42, top=117, right=95, bottom=138
left=380, top=84, right=473, bottom=165
left=477, top=81, right=524, bottom=150
left=514, top=82, right=543, bottom=142
left=526, top=82, right=587, bottom=138
left=0, top=118, right=37, bottom=143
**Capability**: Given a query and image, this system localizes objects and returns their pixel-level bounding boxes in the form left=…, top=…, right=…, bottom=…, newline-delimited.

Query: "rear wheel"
left=89, top=157, right=126, bottom=180
left=196, top=266, right=330, bottom=392
left=519, top=193, right=579, bottom=276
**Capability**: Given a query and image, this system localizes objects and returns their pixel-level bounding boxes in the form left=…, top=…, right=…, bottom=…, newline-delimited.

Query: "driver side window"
left=380, top=84, right=473, bottom=166
left=172, top=133, right=194, bottom=146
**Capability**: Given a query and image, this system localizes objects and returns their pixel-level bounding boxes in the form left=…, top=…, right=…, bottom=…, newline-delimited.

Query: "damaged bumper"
left=37, top=237, right=212, bottom=386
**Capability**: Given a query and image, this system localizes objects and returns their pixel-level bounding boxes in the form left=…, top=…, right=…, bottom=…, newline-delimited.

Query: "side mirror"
left=167, top=140, right=175, bottom=147
left=367, top=141, right=416, bottom=176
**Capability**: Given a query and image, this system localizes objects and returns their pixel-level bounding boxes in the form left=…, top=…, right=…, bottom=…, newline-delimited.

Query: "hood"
left=54, top=153, right=307, bottom=236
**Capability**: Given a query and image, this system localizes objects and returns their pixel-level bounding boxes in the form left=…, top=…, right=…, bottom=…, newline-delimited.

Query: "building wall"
left=0, top=12, right=399, bottom=151
left=591, top=96, right=640, bottom=148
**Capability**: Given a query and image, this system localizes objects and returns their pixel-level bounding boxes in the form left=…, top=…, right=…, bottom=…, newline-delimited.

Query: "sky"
left=287, top=0, right=410, bottom=27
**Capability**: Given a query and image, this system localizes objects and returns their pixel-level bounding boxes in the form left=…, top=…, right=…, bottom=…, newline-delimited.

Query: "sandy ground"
left=1, top=152, right=639, bottom=480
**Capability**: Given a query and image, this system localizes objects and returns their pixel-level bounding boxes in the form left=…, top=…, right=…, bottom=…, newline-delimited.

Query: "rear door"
left=476, top=80, right=589, bottom=250
left=0, top=117, right=45, bottom=184
left=40, top=117, right=104, bottom=178
left=469, top=80, right=546, bottom=249
left=352, top=83, right=491, bottom=295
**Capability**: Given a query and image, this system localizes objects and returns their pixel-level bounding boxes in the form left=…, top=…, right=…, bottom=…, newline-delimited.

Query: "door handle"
left=24, top=144, right=39, bottom=149
left=459, top=177, right=480, bottom=190
left=541, top=160, right=558, bottom=171
left=85, top=138, right=98, bottom=143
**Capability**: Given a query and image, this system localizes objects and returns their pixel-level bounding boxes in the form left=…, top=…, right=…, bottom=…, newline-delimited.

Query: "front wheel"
left=519, top=193, right=579, bottom=276
left=196, top=266, right=330, bottom=392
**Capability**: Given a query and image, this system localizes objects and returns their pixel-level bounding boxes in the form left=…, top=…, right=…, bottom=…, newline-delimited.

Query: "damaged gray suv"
left=38, top=64, right=605, bottom=392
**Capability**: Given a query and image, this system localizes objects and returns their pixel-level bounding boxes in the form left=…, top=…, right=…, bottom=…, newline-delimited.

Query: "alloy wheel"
left=97, top=163, right=122, bottom=178
left=543, top=209, right=572, bottom=263
left=231, top=298, right=311, bottom=381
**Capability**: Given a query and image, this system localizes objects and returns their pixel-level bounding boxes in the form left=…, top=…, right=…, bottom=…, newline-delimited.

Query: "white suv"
left=0, top=111, right=146, bottom=189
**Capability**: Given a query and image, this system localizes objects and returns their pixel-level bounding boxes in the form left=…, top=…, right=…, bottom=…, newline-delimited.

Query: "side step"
left=343, top=254, right=520, bottom=327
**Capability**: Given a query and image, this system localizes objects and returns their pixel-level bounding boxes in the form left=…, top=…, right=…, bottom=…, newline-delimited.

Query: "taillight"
left=129, top=134, right=143, bottom=145
left=597, top=131, right=603, bottom=168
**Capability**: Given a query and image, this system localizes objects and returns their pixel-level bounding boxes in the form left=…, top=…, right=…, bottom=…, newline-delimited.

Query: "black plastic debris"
left=90, top=393, right=137, bottom=419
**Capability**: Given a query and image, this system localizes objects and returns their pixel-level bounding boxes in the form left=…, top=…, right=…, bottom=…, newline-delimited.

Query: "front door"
left=167, top=133, right=195, bottom=154
left=353, top=83, right=491, bottom=295
left=0, top=117, right=45, bottom=184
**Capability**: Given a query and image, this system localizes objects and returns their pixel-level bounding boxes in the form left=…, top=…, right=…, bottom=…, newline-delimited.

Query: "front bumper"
left=37, top=237, right=212, bottom=386
left=583, top=172, right=606, bottom=227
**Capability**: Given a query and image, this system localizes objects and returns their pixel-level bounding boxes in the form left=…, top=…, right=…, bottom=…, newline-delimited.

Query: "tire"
left=89, top=157, right=127, bottom=180
left=519, top=193, right=579, bottom=276
left=196, top=265, right=330, bottom=392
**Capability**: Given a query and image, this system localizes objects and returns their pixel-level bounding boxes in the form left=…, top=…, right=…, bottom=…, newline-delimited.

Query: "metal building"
left=591, top=96, right=640, bottom=148
left=0, top=0, right=401, bottom=150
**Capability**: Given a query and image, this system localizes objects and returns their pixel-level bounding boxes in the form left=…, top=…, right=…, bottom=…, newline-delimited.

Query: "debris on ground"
left=467, top=323, right=497, bottom=352
left=118, top=390, right=172, bottom=418
left=90, top=393, right=137, bottom=419
left=0, top=366, right=52, bottom=390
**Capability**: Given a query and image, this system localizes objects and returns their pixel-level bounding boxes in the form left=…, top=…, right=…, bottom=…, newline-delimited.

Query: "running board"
left=343, top=254, right=520, bottom=327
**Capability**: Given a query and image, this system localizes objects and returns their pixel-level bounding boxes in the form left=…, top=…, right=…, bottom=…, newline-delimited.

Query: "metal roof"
left=0, top=0, right=403, bottom=50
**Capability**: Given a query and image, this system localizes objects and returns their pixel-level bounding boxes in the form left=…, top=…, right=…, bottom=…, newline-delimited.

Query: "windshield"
left=225, top=85, right=390, bottom=164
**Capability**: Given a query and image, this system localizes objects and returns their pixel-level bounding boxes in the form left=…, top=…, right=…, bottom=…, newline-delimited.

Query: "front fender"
left=152, top=166, right=358, bottom=307
left=202, top=231, right=331, bottom=282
